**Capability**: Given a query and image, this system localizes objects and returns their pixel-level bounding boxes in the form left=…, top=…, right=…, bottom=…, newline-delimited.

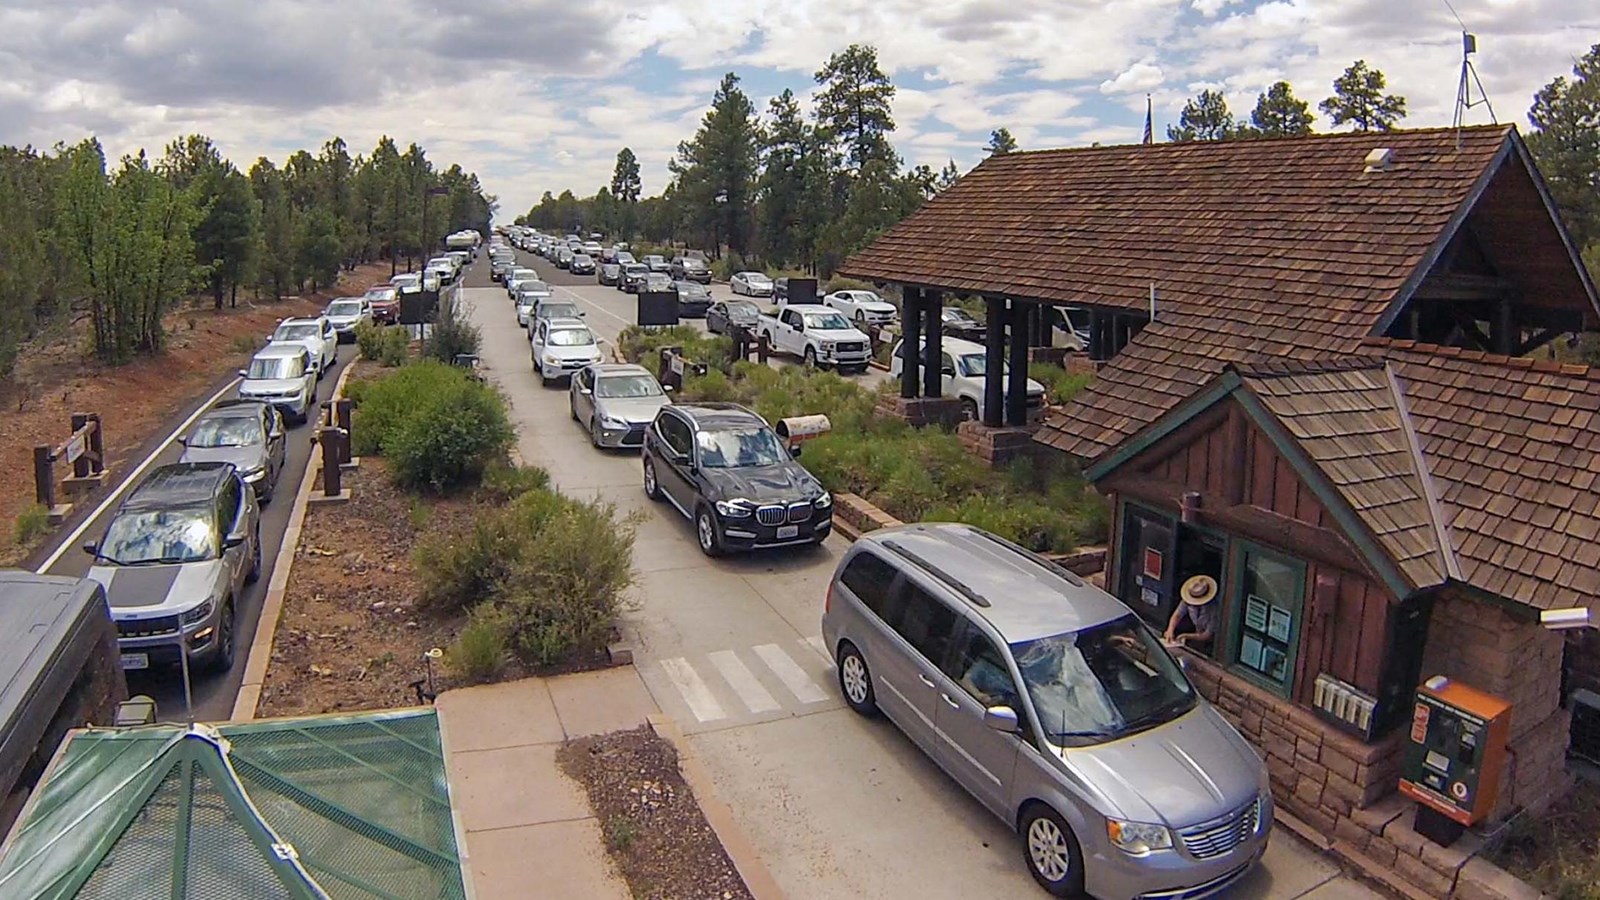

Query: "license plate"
left=121, top=653, right=149, bottom=671
left=776, top=525, right=800, bottom=540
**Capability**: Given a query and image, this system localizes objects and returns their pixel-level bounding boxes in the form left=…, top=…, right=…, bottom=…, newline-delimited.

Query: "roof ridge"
left=1370, top=337, right=1600, bottom=378
left=1232, top=354, right=1387, bottom=377
left=1383, top=364, right=1463, bottom=584
left=985, top=124, right=1514, bottom=159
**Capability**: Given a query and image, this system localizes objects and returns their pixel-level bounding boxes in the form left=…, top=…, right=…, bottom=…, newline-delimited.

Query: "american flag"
left=1143, top=94, right=1154, bottom=145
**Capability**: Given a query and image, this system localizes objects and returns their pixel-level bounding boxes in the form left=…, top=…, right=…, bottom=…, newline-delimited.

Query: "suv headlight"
left=814, top=492, right=832, bottom=509
left=715, top=499, right=755, bottom=518
left=239, top=465, right=266, bottom=482
left=1106, top=819, right=1172, bottom=856
left=181, top=598, right=216, bottom=626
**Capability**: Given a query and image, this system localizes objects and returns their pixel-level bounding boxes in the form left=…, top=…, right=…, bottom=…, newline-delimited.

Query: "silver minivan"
left=821, top=523, right=1271, bottom=899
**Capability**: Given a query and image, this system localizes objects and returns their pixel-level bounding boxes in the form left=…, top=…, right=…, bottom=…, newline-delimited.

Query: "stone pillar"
left=983, top=297, right=1006, bottom=427
left=1006, top=301, right=1029, bottom=427
left=901, top=286, right=922, bottom=400
left=922, top=290, right=943, bottom=398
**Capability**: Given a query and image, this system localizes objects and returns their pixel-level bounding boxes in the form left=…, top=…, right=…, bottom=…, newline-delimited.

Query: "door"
left=322, top=321, right=337, bottom=361
left=573, top=369, right=595, bottom=426
left=781, top=310, right=804, bottom=354
left=216, top=476, right=247, bottom=588
left=1118, top=503, right=1177, bottom=628
left=873, top=575, right=962, bottom=756
left=940, top=351, right=959, bottom=399
left=935, top=619, right=1024, bottom=816
left=263, top=407, right=286, bottom=477
left=655, top=413, right=698, bottom=513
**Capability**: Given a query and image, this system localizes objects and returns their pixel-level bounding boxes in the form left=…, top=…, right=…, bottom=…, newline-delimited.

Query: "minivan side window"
left=892, top=580, right=960, bottom=667
left=944, top=621, right=1022, bottom=710
left=839, top=551, right=899, bottom=619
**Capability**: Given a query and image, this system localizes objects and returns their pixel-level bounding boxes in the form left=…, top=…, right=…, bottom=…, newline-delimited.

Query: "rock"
left=310, top=664, right=334, bottom=676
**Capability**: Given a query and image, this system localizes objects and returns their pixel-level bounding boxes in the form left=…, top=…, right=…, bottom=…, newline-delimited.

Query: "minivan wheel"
left=1020, top=804, right=1086, bottom=898
left=836, top=642, right=878, bottom=716
left=695, top=507, right=723, bottom=557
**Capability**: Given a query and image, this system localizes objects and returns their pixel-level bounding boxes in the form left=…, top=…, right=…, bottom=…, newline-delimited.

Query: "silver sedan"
left=569, top=364, right=673, bottom=448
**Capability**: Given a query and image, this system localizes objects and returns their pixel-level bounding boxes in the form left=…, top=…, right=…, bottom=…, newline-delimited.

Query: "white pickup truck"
left=757, top=304, right=873, bottom=373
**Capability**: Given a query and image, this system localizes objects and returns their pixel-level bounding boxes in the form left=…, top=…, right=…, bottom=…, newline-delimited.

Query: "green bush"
left=349, top=361, right=514, bottom=492
left=1029, top=362, right=1094, bottom=406
left=13, top=504, right=50, bottom=546
left=414, top=487, right=572, bottom=613
left=616, top=325, right=733, bottom=371
left=354, top=320, right=386, bottom=360
left=447, top=606, right=510, bottom=684
left=379, top=326, right=409, bottom=366
left=479, top=462, right=551, bottom=503
left=422, top=295, right=482, bottom=365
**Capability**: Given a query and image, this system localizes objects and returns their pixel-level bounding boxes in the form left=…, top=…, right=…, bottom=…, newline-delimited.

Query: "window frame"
left=1222, top=540, right=1308, bottom=699
left=838, top=549, right=903, bottom=622
left=888, top=573, right=963, bottom=670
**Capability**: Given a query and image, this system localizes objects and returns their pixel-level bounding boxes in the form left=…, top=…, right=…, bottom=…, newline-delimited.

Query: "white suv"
left=268, top=316, right=338, bottom=380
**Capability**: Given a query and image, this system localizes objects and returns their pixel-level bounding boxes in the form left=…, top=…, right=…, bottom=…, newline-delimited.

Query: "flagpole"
left=1143, top=94, right=1154, bottom=146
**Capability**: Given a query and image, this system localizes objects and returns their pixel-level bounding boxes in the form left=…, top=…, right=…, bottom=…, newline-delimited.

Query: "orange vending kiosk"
left=1398, top=675, right=1512, bottom=845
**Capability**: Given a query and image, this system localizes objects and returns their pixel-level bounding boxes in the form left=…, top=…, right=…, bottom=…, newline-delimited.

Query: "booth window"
left=1227, top=545, right=1305, bottom=697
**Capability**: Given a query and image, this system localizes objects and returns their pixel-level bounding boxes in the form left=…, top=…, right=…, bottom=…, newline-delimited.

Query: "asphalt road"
left=460, top=245, right=1381, bottom=900
left=30, top=329, right=354, bottom=723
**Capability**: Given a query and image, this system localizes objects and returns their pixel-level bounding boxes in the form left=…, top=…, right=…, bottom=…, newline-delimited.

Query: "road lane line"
left=551, top=283, right=632, bottom=329
left=36, top=375, right=243, bottom=572
left=708, top=650, right=781, bottom=714
left=753, top=643, right=829, bottom=704
left=659, top=657, right=726, bottom=722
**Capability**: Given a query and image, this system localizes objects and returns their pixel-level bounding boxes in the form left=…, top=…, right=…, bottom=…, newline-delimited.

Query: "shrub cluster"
left=422, top=294, right=482, bottom=365
left=348, top=361, right=514, bottom=492
left=616, top=325, right=734, bottom=372
left=1028, top=362, right=1094, bottom=406
left=418, top=482, right=638, bottom=677
left=677, top=363, right=1108, bottom=552
left=354, top=320, right=409, bottom=366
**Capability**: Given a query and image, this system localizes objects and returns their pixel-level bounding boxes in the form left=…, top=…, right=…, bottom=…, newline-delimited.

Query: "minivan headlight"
left=1106, top=819, right=1172, bottom=856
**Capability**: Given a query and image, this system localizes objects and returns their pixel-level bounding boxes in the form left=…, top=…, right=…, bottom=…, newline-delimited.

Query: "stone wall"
left=956, top=420, right=1042, bottom=467
left=1420, top=591, right=1571, bottom=819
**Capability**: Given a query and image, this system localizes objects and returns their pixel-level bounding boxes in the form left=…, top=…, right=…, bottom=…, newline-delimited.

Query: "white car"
left=531, top=318, right=604, bottom=386
left=323, top=297, right=371, bottom=343
left=237, top=345, right=317, bottom=424
left=515, top=281, right=553, bottom=327
left=823, top=290, right=898, bottom=327
left=391, top=272, right=422, bottom=294
left=505, top=268, right=540, bottom=297
left=730, top=271, right=774, bottom=297
left=268, top=316, right=338, bottom=380
left=889, top=335, right=1046, bottom=422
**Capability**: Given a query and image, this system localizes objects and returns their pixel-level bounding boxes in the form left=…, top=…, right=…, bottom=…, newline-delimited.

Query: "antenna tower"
left=1453, top=31, right=1498, bottom=132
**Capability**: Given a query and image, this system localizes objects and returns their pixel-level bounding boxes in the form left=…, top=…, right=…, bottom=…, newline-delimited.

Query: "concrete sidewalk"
left=436, top=667, right=660, bottom=900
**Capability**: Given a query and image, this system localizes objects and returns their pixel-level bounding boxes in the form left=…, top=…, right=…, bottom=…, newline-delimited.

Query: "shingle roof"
left=1236, top=357, right=1453, bottom=590
left=1380, top=341, right=1600, bottom=608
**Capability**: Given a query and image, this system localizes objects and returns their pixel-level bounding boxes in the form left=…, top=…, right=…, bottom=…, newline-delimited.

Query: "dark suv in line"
left=642, top=403, right=832, bottom=556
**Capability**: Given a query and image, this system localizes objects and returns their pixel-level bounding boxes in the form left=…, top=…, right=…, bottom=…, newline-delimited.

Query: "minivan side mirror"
left=983, top=706, right=1022, bottom=734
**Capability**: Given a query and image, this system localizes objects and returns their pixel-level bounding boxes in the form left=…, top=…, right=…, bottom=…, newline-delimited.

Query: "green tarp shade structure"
left=0, top=709, right=467, bottom=900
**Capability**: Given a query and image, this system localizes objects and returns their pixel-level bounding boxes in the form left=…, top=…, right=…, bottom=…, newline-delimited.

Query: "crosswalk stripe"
left=754, top=643, right=830, bottom=704
left=708, top=650, right=781, bottom=714
left=659, top=658, right=726, bottom=722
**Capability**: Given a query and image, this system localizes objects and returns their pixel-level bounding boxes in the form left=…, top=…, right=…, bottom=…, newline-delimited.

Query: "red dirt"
left=0, top=265, right=393, bottom=563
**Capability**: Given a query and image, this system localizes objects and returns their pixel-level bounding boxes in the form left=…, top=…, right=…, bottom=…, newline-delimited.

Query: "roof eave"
left=1505, top=129, right=1600, bottom=322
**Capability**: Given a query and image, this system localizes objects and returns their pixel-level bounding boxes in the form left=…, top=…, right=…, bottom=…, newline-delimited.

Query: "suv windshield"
left=99, top=506, right=217, bottom=565
left=275, top=324, right=319, bottom=342
left=595, top=374, right=662, bottom=398
left=327, top=300, right=362, bottom=316
left=697, top=426, right=787, bottom=468
left=547, top=328, right=595, bottom=347
left=956, top=353, right=1012, bottom=377
left=1013, top=614, right=1197, bottom=748
left=246, top=356, right=302, bottom=380
left=540, top=303, right=580, bottom=320
left=188, top=416, right=262, bottom=448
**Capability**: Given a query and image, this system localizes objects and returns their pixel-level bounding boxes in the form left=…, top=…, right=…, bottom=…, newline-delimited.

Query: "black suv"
left=669, top=255, right=712, bottom=284
left=642, top=403, right=832, bottom=556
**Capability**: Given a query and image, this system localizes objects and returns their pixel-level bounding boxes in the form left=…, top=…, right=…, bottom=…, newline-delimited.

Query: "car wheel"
left=836, top=642, right=879, bottom=716
left=643, top=458, right=663, bottom=500
left=210, top=600, right=237, bottom=673
left=695, top=506, right=724, bottom=557
left=245, top=527, right=262, bottom=583
left=961, top=398, right=980, bottom=422
left=803, top=346, right=818, bottom=369
left=1020, top=805, right=1086, bottom=898
left=855, top=311, right=867, bottom=327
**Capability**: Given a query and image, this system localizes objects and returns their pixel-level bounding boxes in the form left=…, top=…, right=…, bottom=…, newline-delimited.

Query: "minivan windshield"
left=1012, top=614, right=1196, bottom=747
left=247, top=355, right=303, bottom=380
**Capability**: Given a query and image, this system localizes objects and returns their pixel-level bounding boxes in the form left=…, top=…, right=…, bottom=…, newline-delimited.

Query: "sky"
left=0, top=0, right=1596, bottom=220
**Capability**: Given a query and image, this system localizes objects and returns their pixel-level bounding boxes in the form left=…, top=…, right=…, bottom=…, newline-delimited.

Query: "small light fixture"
left=1539, top=607, right=1594, bottom=631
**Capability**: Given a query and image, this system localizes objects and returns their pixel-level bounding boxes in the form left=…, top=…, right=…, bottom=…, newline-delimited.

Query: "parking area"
left=460, top=248, right=1382, bottom=900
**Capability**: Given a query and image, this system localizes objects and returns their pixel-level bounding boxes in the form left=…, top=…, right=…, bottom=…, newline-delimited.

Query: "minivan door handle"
left=917, top=673, right=936, bottom=688
left=940, top=693, right=960, bottom=709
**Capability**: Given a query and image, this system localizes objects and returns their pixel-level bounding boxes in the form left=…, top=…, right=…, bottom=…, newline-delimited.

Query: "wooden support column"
left=983, top=297, right=1006, bottom=427
left=1495, top=296, right=1516, bottom=355
left=1006, top=301, right=1029, bottom=426
left=901, top=286, right=922, bottom=399
left=923, top=289, right=943, bottom=398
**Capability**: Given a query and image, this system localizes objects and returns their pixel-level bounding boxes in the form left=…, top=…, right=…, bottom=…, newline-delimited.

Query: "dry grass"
left=1487, top=779, right=1600, bottom=900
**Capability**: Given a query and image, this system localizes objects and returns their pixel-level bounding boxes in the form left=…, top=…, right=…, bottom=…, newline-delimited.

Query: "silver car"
left=516, top=281, right=553, bottom=327
left=323, top=297, right=370, bottom=343
left=178, top=401, right=286, bottom=502
left=531, top=318, right=603, bottom=386
left=237, top=345, right=316, bottom=424
left=821, top=523, right=1271, bottom=899
left=85, top=462, right=261, bottom=675
left=569, top=364, right=672, bottom=448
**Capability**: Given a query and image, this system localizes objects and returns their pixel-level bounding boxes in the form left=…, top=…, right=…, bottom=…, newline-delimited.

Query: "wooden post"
left=757, top=331, right=770, bottom=365
left=70, top=413, right=91, bottom=479
left=901, top=286, right=922, bottom=399
left=922, top=289, right=942, bottom=399
left=1006, top=301, right=1030, bottom=427
left=86, top=413, right=104, bottom=475
left=334, top=400, right=354, bottom=465
left=34, top=446, right=55, bottom=509
left=319, top=427, right=343, bottom=496
left=983, top=297, right=1006, bottom=427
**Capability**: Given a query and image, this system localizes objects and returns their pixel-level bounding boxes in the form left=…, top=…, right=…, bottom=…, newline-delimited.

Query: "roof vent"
left=1364, top=148, right=1395, bottom=173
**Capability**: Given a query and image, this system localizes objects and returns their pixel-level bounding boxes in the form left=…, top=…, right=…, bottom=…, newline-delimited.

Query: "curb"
left=647, top=714, right=786, bottom=900
left=229, top=357, right=361, bottom=722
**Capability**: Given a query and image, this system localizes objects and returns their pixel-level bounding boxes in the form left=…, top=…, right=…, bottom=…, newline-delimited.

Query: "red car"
left=365, top=286, right=399, bottom=324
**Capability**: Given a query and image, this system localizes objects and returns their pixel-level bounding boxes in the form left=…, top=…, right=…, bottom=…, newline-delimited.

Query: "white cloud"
left=1101, top=63, right=1166, bottom=94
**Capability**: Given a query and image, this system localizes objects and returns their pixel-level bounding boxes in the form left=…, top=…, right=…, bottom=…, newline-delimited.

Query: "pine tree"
left=1248, top=82, right=1314, bottom=138
left=814, top=44, right=898, bottom=171
left=1526, top=44, right=1600, bottom=253
left=670, top=72, right=759, bottom=258
left=611, top=148, right=641, bottom=238
left=985, top=128, right=1019, bottom=155
left=1320, top=61, right=1407, bottom=132
left=1167, top=90, right=1237, bottom=141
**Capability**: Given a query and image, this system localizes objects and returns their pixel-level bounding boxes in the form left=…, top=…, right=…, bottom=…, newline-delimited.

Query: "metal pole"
left=179, top=637, right=195, bottom=727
